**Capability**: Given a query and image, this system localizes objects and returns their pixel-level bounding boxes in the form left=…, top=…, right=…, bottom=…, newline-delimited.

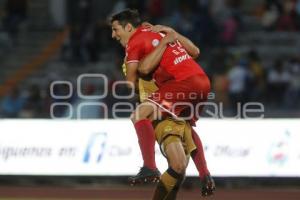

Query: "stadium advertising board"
left=0, top=119, right=299, bottom=177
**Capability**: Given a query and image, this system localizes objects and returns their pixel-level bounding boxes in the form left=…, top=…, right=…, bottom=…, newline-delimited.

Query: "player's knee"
left=170, top=159, right=187, bottom=174
left=130, top=110, right=145, bottom=123
left=133, top=106, right=150, bottom=122
left=130, top=113, right=136, bottom=123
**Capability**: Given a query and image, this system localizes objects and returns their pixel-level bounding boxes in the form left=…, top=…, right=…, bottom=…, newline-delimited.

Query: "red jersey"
left=126, top=26, right=206, bottom=86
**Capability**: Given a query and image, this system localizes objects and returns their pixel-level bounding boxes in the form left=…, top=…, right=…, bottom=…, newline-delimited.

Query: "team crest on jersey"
left=152, top=39, right=160, bottom=47
left=164, top=125, right=173, bottom=133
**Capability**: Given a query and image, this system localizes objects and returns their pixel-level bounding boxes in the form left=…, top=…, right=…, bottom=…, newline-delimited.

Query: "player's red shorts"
left=147, top=74, right=210, bottom=125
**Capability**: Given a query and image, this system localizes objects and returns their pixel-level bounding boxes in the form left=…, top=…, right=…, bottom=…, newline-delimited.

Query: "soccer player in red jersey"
left=110, top=9, right=215, bottom=196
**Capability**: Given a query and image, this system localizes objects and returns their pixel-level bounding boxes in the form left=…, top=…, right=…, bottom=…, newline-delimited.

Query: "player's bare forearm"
left=138, top=40, right=168, bottom=75
left=149, top=24, right=200, bottom=59
left=176, top=32, right=200, bottom=59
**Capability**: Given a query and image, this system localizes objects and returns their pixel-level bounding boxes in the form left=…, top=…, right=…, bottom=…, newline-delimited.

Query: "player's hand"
left=150, top=25, right=175, bottom=34
left=161, top=30, right=178, bottom=44
left=142, top=21, right=153, bottom=27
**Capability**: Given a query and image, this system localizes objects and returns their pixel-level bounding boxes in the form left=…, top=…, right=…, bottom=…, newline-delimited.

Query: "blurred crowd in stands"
left=0, top=0, right=300, bottom=118
left=258, top=0, right=300, bottom=31
left=0, top=0, right=27, bottom=48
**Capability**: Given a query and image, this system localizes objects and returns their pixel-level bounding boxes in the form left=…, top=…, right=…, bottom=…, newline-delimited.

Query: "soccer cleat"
left=200, top=174, right=216, bottom=197
left=129, top=166, right=161, bottom=186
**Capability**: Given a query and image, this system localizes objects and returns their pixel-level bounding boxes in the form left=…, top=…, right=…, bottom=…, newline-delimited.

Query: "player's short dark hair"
left=110, top=9, right=141, bottom=28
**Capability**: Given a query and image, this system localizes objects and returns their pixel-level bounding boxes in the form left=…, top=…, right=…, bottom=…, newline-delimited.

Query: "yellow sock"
left=160, top=170, right=177, bottom=192
left=152, top=168, right=185, bottom=200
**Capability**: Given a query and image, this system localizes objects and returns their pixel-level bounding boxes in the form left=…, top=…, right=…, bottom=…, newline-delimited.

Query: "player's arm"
left=125, top=62, right=139, bottom=91
left=138, top=32, right=176, bottom=75
left=176, top=32, right=200, bottom=59
left=150, top=25, right=200, bottom=59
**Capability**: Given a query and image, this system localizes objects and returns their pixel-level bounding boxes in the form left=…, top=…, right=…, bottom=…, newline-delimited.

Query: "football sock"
left=191, top=128, right=210, bottom=180
left=134, top=119, right=156, bottom=170
left=152, top=167, right=184, bottom=200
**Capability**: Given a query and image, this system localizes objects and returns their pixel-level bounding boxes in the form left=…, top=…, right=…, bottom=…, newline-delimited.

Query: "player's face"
left=111, top=20, right=130, bottom=47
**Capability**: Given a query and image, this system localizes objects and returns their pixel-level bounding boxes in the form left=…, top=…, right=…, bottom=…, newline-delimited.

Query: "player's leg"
left=165, top=100, right=215, bottom=195
left=191, top=128, right=216, bottom=196
left=180, top=107, right=213, bottom=191
left=129, top=102, right=160, bottom=185
left=152, top=137, right=187, bottom=200
left=174, top=74, right=215, bottom=196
